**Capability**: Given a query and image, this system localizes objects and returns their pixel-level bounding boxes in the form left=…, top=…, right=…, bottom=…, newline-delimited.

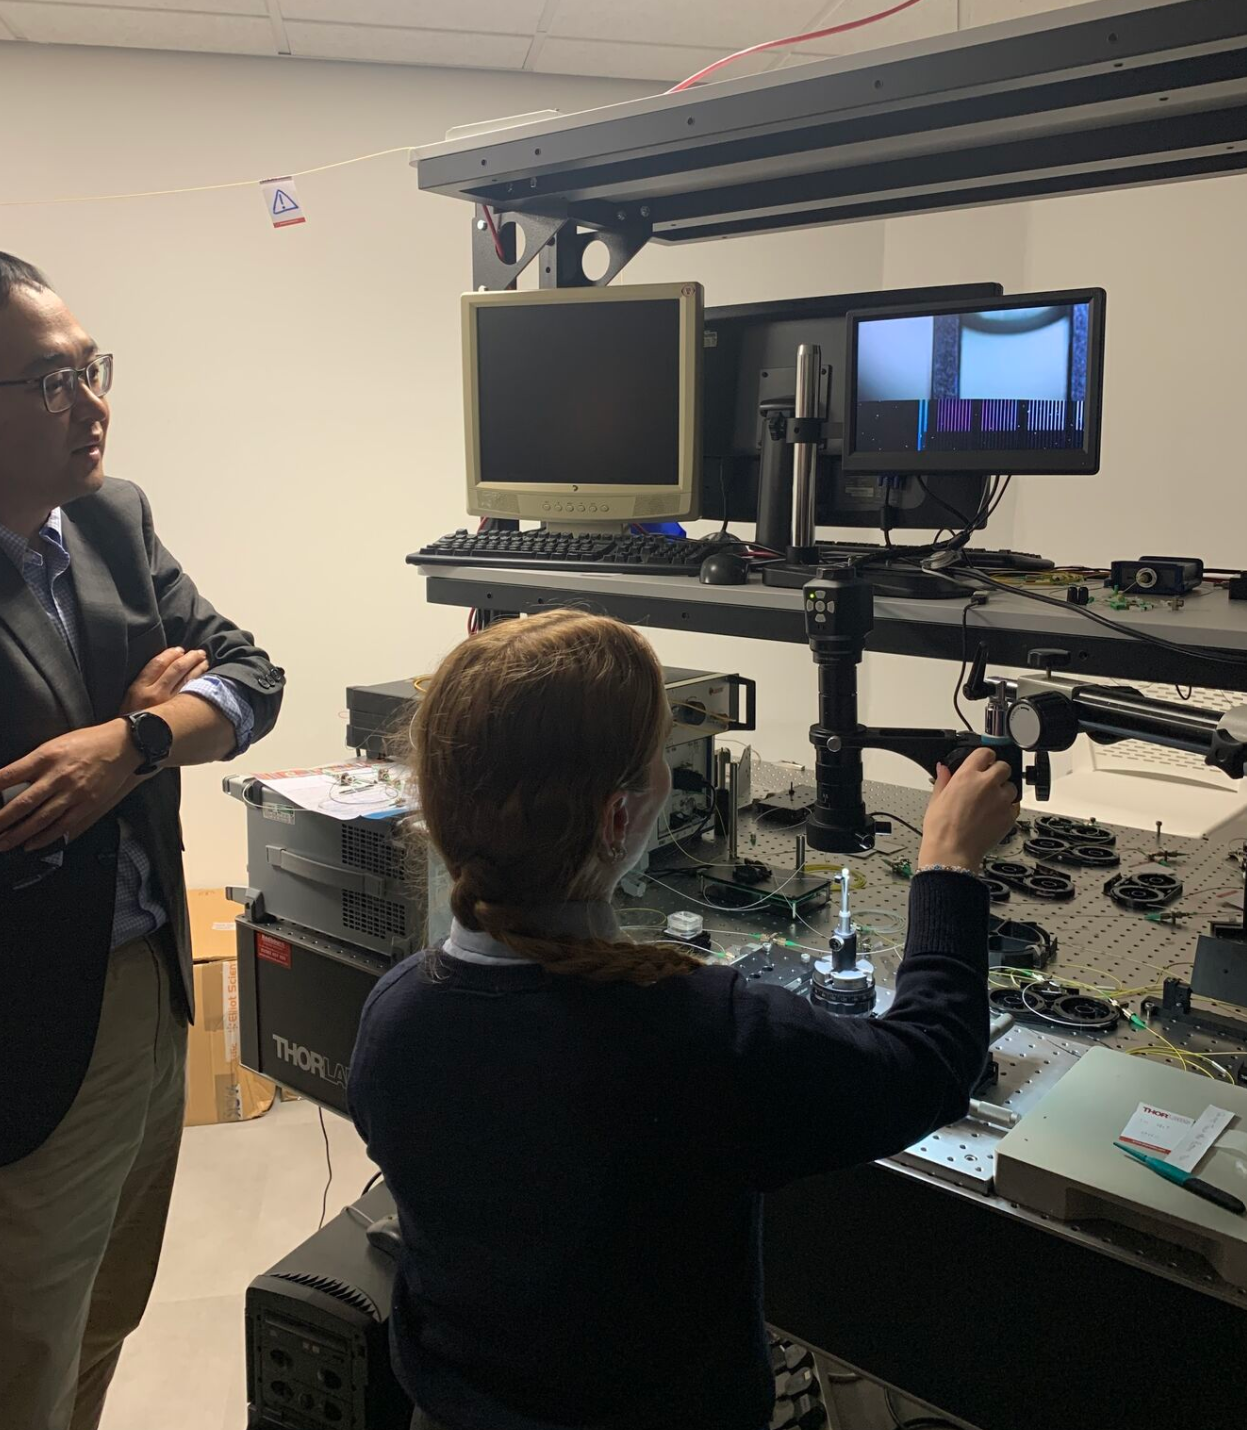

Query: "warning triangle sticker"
left=259, top=175, right=307, bottom=228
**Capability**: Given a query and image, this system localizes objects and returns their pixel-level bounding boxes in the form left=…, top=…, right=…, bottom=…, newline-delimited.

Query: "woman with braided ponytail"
left=349, top=610, right=1019, bottom=1430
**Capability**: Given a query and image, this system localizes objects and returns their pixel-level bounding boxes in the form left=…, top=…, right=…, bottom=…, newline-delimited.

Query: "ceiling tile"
left=8, top=0, right=267, bottom=12
left=546, top=0, right=826, bottom=49
left=285, top=20, right=532, bottom=67
left=0, top=3, right=274, bottom=51
left=534, top=36, right=777, bottom=84
left=280, top=0, right=548, bottom=34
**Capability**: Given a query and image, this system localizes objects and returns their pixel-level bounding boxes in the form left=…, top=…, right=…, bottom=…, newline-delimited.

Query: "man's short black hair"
left=0, top=252, right=50, bottom=307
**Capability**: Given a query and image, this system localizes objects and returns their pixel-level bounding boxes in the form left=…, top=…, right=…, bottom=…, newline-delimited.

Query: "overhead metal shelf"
left=414, top=0, right=1247, bottom=286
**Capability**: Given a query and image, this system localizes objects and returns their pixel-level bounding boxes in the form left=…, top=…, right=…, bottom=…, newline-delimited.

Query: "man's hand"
left=121, top=646, right=208, bottom=715
left=0, top=722, right=139, bottom=853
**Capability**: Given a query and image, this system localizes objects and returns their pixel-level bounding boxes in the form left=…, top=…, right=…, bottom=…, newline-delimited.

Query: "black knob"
left=1026, top=648, right=1071, bottom=671
left=1006, top=693, right=1079, bottom=751
left=1024, top=750, right=1053, bottom=801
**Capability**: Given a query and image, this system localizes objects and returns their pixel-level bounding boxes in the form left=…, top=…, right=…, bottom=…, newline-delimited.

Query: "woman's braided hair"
left=410, top=610, right=703, bottom=984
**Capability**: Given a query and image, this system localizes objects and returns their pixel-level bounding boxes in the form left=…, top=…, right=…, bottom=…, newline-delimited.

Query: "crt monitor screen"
left=476, top=299, right=682, bottom=487
left=844, top=289, right=1105, bottom=474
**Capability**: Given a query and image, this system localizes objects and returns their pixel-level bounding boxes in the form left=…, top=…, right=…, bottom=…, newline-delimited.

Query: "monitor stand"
left=762, top=555, right=968, bottom=600
left=543, top=521, right=631, bottom=537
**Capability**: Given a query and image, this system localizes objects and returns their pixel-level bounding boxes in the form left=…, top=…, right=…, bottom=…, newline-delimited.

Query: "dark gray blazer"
left=0, top=477, right=284, bottom=1165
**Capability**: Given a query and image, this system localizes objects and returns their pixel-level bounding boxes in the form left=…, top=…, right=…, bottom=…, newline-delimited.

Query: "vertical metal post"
left=791, top=343, right=821, bottom=556
left=728, top=759, right=740, bottom=863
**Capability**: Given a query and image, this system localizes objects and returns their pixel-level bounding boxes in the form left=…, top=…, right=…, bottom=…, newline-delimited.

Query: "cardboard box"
left=185, top=889, right=277, bottom=1127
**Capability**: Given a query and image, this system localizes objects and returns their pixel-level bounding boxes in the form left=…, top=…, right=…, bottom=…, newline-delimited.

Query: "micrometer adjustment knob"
left=1023, top=750, right=1053, bottom=801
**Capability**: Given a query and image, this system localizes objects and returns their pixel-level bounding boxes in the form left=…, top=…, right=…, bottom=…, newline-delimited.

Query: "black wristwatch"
left=124, top=711, right=173, bottom=776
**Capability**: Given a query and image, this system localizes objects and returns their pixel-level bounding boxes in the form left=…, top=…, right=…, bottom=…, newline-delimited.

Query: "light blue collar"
left=0, top=506, right=64, bottom=567
left=444, top=902, right=622, bottom=964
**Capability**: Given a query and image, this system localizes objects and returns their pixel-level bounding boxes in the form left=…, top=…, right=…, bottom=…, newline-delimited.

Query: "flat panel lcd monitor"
left=844, top=289, right=1106, bottom=475
left=462, top=283, right=703, bottom=525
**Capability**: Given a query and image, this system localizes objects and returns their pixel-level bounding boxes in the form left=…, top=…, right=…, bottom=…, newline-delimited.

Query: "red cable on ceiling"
left=666, top=0, right=928, bottom=94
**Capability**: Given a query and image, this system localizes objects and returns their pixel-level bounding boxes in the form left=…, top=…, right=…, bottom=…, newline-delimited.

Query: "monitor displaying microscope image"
left=844, top=289, right=1105, bottom=475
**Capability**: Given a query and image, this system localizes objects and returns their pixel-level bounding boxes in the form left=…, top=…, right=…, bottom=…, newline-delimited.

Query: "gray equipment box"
left=345, top=667, right=755, bottom=855
left=223, top=775, right=449, bottom=959
left=995, top=1046, right=1247, bottom=1290
left=346, top=667, right=753, bottom=753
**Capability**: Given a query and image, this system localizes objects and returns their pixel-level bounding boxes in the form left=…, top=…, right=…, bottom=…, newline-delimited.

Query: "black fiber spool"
left=984, top=859, right=1029, bottom=880
left=983, top=857, right=1075, bottom=899
left=1023, top=872, right=1076, bottom=900
left=1112, top=883, right=1165, bottom=909
left=989, top=983, right=1120, bottom=1030
left=1033, top=814, right=1114, bottom=846
left=1136, top=871, right=1181, bottom=892
left=988, top=987, right=1031, bottom=1016
left=1066, top=843, right=1119, bottom=867
left=1025, top=818, right=1118, bottom=867
left=1105, top=869, right=1183, bottom=910
left=1052, top=993, right=1120, bottom=1031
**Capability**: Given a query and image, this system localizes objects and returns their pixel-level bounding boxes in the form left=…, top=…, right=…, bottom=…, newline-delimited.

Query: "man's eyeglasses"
left=0, top=354, right=114, bottom=414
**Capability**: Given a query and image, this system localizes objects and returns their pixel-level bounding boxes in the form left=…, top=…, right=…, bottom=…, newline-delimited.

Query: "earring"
left=609, top=841, right=627, bottom=862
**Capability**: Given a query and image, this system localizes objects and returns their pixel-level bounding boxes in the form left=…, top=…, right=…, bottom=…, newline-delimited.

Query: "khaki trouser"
left=0, top=935, right=187, bottom=1430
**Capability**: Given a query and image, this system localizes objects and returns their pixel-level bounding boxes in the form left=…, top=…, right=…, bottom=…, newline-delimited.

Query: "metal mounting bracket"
left=471, top=204, right=651, bottom=291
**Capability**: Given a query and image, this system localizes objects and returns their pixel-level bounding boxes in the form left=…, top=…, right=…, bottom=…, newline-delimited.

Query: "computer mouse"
left=698, top=551, right=751, bottom=585
left=365, top=1214, right=403, bottom=1260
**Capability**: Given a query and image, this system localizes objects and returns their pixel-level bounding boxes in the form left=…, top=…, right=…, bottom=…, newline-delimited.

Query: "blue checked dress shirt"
left=0, top=509, right=254, bottom=949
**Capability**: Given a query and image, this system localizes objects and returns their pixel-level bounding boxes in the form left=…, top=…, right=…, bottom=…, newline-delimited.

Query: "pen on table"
left=1113, top=1141, right=1246, bottom=1216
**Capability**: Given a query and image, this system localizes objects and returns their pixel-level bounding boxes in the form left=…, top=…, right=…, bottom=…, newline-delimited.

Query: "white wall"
left=0, top=45, right=642, bottom=883
left=0, top=43, right=885, bottom=884
left=3, top=43, right=1243, bottom=880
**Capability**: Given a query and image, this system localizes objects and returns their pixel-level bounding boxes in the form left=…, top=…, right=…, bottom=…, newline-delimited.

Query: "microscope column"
left=805, top=567, right=877, bottom=854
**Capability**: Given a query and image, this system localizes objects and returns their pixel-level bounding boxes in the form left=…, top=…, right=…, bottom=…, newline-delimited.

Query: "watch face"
left=134, top=712, right=173, bottom=761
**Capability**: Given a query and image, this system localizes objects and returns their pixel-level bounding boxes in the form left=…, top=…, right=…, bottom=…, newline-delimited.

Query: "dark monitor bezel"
left=842, top=287, right=1107, bottom=476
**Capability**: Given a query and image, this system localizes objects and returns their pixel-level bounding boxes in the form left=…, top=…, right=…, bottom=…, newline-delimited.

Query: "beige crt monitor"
left=462, top=283, right=703, bottom=533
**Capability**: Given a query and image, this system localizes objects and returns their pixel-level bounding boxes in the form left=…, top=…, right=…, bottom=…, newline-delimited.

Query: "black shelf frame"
left=415, top=0, right=1247, bottom=291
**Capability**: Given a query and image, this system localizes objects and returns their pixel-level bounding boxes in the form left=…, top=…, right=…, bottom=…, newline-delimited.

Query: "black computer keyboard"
left=410, top=529, right=728, bottom=576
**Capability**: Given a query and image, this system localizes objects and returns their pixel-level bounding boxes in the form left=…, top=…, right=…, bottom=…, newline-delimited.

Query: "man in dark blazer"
left=0, top=253, right=285, bottom=1429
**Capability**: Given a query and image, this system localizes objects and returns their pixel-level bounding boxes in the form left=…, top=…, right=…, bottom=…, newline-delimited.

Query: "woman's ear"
left=599, top=790, right=629, bottom=859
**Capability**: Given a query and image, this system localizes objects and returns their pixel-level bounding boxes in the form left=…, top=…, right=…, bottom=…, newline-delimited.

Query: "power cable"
left=869, top=810, right=924, bottom=838
left=666, top=0, right=929, bottom=93
left=0, top=145, right=417, bottom=208
left=953, top=596, right=983, bottom=730
left=317, top=1108, right=334, bottom=1231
